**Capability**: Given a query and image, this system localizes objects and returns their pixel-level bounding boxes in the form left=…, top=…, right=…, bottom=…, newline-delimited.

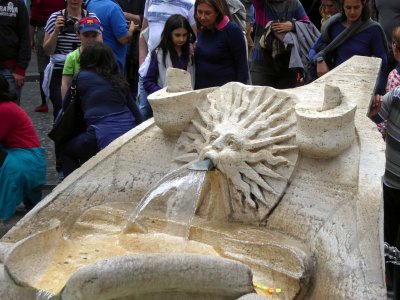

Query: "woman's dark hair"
left=153, top=14, right=196, bottom=68
left=194, top=0, right=232, bottom=31
left=80, top=42, right=130, bottom=94
left=392, top=26, right=400, bottom=49
left=0, top=74, right=16, bottom=103
left=340, top=0, right=369, bottom=22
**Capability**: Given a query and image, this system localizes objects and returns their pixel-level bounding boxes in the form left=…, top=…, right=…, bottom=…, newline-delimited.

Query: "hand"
left=31, top=39, right=36, bottom=52
left=54, top=16, right=65, bottom=34
left=129, top=21, right=140, bottom=33
left=316, top=60, right=329, bottom=77
left=271, top=21, right=293, bottom=33
left=12, top=73, right=25, bottom=88
left=369, top=94, right=383, bottom=116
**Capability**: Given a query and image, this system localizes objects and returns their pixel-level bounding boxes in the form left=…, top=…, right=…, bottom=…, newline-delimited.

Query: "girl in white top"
left=143, top=14, right=196, bottom=95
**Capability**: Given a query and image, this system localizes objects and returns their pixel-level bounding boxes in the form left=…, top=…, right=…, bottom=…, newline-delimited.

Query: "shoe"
left=58, top=170, right=64, bottom=183
left=34, top=105, right=48, bottom=113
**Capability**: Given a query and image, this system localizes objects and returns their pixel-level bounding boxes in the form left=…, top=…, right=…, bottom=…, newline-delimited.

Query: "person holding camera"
left=42, top=0, right=98, bottom=181
left=42, top=0, right=98, bottom=120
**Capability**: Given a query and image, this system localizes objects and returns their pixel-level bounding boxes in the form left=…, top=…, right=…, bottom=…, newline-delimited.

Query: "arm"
left=13, top=2, right=31, bottom=87
left=371, top=26, right=389, bottom=95
left=61, top=75, right=72, bottom=100
left=139, top=19, right=149, bottom=65
left=110, top=5, right=139, bottom=45
left=30, top=25, right=36, bottom=50
left=228, top=25, right=249, bottom=84
left=43, top=15, right=64, bottom=56
left=61, top=52, right=76, bottom=99
left=271, top=21, right=294, bottom=34
left=126, top=94, right=143, bottom=125
left=124, top=12, right=142, bottom=25
left=369, top=88, right=399, bottom=122
left=117, top=21, right=140, bottom=44
left=0, top=107, right=15, bottom=142
left=143, top=52, right=162, bottom=94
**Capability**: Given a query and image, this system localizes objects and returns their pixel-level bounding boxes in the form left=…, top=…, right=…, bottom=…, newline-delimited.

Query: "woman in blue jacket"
left=60, top=42, right=142, bottom=177
left=194, top=0, right=249, bottom=89
left=310, top=0, right=387, bottom=94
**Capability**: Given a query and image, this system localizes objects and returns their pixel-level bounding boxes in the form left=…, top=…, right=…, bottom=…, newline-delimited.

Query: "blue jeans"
left=0, top=68, right=21, bottom=104
left=137, top=75, right=153, bottom=121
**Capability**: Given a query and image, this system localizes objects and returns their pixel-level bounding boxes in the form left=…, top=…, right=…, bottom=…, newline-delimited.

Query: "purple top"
left=143, top=51, right=188, bottom=94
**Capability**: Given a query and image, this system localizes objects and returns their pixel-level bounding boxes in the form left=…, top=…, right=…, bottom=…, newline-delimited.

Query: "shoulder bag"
left=48, top=72, right=84, bottom=147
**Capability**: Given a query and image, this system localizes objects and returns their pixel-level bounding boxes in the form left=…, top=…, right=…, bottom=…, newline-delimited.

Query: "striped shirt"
left=371, top=86, right=400, bottom=190
left=44, top=10, right=97, bottom=69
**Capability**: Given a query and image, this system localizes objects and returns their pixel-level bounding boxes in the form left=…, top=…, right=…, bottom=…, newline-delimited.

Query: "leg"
left=61, top=128, right=98, bottom=177
left=0, top=68, right=21, bottom=104
left=138, top=75, right=153, bottom=120
left=383, top=183, right=400, bottom=299
left=250, top=62, right=276, bottom=87
left=274, top=68, right=298, bottom=89
left=49, top=69, right=64, bottom=177
left=36, top=26, right=50, bottom=109
left=49, top=69, right=63, bottom=120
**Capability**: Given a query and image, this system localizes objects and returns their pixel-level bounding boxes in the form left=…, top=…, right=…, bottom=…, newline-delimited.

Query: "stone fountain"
left=0, top=56, right=386, bottom=299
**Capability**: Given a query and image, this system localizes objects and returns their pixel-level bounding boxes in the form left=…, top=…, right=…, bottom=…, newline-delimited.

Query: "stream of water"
left=124, top=167, right=207, bottom=239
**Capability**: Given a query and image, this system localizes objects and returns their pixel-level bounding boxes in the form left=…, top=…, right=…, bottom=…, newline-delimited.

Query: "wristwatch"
left=316, top=56, right=324, bottom=64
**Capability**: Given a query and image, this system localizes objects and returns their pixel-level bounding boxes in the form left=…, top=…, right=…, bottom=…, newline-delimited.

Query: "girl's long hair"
left=80, top=42, right=130, bottom=94
left=153, top=14, right=196, bottom=68
left=0, top=74, right=16, bottom=103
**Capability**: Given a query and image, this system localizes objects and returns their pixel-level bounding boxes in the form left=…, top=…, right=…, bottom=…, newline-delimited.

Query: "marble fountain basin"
left=4, top=201, right=311, bottom=299
left=0, top=56, right=387, bottom=300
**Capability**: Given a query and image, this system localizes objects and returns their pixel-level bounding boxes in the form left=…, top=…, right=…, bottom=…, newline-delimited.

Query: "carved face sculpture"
left=174, top=84, right=299, bottom=218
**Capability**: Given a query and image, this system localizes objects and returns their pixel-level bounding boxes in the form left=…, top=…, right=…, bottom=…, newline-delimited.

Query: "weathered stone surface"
left=60, top=254, right=254, bottom=300
left=0, top=56, right=386, bottom=300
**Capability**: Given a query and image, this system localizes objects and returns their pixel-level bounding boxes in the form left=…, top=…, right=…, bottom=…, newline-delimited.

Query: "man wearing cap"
left=61, top=16, right=103, bottom=99
left=85, top=0, right=139, bottom=72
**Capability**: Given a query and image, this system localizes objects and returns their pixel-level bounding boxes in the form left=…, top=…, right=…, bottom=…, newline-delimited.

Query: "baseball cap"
left=78, top=17, right=103, bottom=33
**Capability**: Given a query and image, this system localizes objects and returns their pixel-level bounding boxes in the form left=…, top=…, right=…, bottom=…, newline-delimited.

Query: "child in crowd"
left=143, top=14, right=196, bottom=95
left=377, top=25, right=400, bottom=140
left=386, top=26, right=400, bottom=91
left=61, top=17, right=103, bottom=99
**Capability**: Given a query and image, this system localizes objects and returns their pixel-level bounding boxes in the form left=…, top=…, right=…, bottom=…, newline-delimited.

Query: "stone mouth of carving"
left=187, top=158, right=215, bottom=171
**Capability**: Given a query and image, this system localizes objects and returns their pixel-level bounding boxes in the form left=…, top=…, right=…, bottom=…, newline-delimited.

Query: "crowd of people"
left=1, top=0, right=400, bottom=297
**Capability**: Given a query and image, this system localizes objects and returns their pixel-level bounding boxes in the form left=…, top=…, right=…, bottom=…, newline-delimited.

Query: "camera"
left=62, top=16, right=78, bottom=33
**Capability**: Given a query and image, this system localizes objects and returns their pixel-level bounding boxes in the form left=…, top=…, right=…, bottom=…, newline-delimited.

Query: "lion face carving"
left=174, top=83, right=299, bottom=220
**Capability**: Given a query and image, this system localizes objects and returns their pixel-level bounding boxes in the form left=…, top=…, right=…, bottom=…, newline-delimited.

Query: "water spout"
left=187, top=159, right=215, bottom=171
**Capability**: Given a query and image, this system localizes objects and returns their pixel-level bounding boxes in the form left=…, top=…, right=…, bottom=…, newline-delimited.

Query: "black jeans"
left=49, top=68, right=63, bottom=120
left=61, top=127, right=98, bottom=177
left=250, top=51, right=297, bottom=89
left=383, top=183, right=400, bottom=299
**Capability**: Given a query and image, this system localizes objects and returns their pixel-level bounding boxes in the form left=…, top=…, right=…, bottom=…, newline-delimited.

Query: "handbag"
left=48, top=73, right=84, bottom=147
